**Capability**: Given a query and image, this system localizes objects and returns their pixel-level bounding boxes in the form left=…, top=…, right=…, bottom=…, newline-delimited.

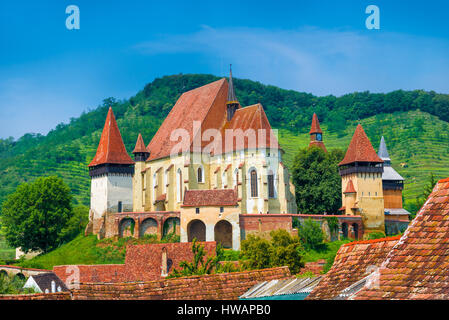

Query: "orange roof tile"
left=339, top=124, right=383, bottom=166
left=353, top=178, right=449, bottom=300
left=309, top=113, right=322, bottom=134
left=307, top=236, right=399, bottom=300
left=182, top=189, right=238, bottom=207
left=88, top=108, right=134, bottom=167
left=344, top=180, right=356, bottom=193
left=220, top=103, right=280, bottom=153
left=146, top=79, right=228, bottom=161
left=132, top=133, right=147, bottom=154
left=146, top=79, right=280, bottom=162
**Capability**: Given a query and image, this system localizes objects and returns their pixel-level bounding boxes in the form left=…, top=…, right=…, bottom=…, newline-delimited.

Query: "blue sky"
left=0, top=0, right=448, bottom=139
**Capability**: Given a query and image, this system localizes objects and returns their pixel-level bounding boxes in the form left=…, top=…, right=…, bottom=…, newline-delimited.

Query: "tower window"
left=220, top=207, right=224, bottom=213
left=197, top=166, right=203, bottom=183
left=118, top=201, right=122, bottom=213
left=196, top=208, right=200, bottom=214
left=250, top=169, right=258, bottom=198
left=268, top=172, right=275, bottom=198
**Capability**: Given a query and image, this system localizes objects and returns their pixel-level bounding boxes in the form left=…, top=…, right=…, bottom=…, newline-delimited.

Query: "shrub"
left=297, top=218, right=325, bottom=250
left=366, top=231, right=386, bottom=240
left=240, top=235, right=272, bottom=270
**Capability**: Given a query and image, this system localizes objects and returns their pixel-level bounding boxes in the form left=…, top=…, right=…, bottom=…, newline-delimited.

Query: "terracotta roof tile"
left=307, top=236, right=399, bottom=300
left=88, top=107, right=134, bottom=167
left=309, top=113, right=322, bottom=134
left=353, top=178, right=449, bottom=300
left=339, top=124, right=383, bottom=166
left=132, top=133, right=147, bottom=154
left=182, top=189, right=238, bottom=207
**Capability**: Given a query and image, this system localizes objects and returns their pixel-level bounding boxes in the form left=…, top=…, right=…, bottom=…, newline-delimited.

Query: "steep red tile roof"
left=309, top=113, right=322, bottom=134
left=344, top=180, right=356, bottom=193
left=353, top=178, right=449, bottom=300
left=88, top=107, right=134, bottom=167
left=182, top=189, right=238, bottom=207
left=339, top=124, right=383, bottom=166
left=132, top=133, right=147, bottom=153
left=219, top=103, right=280, bottom=153
left=146, top=79, right=228, bottom=161
left=309, top=141, right=327, bottom=152
left=307, top=236, right=400, bottom=300
left=146, top=79, right=281, bottom=161
left=71, top=267, right=291, bottom=300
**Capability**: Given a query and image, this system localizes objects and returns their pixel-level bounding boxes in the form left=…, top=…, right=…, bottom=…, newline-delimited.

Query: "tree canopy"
left=291, top=146, right=345, bottom=215
left=1, top=176, right=73, bottom=253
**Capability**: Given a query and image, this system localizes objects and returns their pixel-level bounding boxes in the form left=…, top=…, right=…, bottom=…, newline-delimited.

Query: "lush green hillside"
left=0, top=73, right=448, bottom=215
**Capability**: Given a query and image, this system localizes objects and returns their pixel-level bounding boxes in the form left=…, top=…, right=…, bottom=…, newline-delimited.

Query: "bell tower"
left=226, top=65, right=240, bottom=121
left=87, top=107, right=135, bottom=235
left=132, top=133, right=150, bottom=211
left=338, top=124, right=385, bottom=235
left=309, top=113, right=327, bottom=152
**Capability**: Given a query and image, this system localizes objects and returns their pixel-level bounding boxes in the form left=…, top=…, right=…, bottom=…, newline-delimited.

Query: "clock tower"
left=309, top=113, right=327, bottom=152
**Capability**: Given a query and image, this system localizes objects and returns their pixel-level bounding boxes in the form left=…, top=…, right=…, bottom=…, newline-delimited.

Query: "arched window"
left=250, top=169, right=258, bottom=198
left=152, top=172, right=157, bottom=202
left=222, top=171, right=226, bottom=188
left=233, top=169, right=239, bottom=187
left=197, top=165, right=204, bottom=183
left=164, top=170, right=168, bottom=193
left=177, top=169, right=182, bottom=202
left=268, top=171, right=275, bottom=198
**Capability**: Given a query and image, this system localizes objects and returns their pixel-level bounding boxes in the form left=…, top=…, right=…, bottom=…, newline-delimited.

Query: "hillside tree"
left=292, top=147, right=345, bottom=215
left=1, top=176, right=73, bottom=253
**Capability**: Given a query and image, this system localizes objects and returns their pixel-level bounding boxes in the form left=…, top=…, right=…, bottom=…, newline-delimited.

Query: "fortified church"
left=85, top=69, right=410, bottom=249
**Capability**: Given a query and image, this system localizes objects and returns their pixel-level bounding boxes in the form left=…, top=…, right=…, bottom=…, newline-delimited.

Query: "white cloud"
left=134, top=26, right=449, bottom=96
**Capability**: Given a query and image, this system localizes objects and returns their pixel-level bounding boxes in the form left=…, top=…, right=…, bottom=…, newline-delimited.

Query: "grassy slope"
left=278, top=110, right=449, bottom=211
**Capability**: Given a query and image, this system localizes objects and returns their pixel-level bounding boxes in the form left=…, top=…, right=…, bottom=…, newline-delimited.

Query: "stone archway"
left=187, top=219, right=206, bottom=242
left=163, top=217, right=180, bottom=238
left=352, top=223, right=359, bottom=239
left=139, top=218, right=158, bottom=238
left=341, top=222, right=348, bottom=239
left=214, top=220, right=233, bottom=249
left=119, top=218, right=135, bottom=238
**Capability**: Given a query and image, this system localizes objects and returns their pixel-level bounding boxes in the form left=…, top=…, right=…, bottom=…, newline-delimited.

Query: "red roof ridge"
left=342, top=235, right=401, bottom=247
left=309, top=113, right=323, bottom=134
left=132, top=133, right=147, bottom=153
left=88, top=107, right=134, bottom=167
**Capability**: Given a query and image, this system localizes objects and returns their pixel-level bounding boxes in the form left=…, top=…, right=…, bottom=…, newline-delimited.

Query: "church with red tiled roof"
left=86, top=67, right=297, bottom=250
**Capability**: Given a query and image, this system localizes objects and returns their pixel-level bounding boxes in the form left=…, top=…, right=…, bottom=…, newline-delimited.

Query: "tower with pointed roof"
left=87, top=107, right=135, bottom=237
left=378, top=136, right=410, bottom=220
left=309, top=113, right=327, bottom=152
left=226, top=65, right=240, bottom=121
left=338, top=124, right=385, bottom=235
left=132, top=133, right=150, bottom=211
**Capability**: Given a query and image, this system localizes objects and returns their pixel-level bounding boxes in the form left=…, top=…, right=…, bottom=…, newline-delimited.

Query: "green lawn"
left=0, top=237, right=15, bottom=262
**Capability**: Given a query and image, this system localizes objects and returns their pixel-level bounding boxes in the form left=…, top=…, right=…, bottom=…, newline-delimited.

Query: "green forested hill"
left=1, top=74, right=449, bottom=215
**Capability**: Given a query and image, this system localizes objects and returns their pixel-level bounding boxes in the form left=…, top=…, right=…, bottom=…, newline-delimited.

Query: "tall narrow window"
left=153, top=173, right=157, bottom=202
left=268, top=172, right=274, bottom=198
left=177, top=169, right=182, bottom=202
left=197, top=166, right=203, bottom=183
left=250, top=169, right=258, bottom=198
left=222, top=171, right=226, bottom=188
left=118, top=201, right=122, bottom=213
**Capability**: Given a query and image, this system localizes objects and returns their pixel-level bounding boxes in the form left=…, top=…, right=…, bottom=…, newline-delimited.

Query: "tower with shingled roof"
left=377, top=136, right=410, bottom=223
left=132, top=133, right=150, bottom=212
left=338, top=124, right=385, bottom=235
left=308, top=113, right=327, bottom=152
left=86, top=107, right=135, bottom=238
